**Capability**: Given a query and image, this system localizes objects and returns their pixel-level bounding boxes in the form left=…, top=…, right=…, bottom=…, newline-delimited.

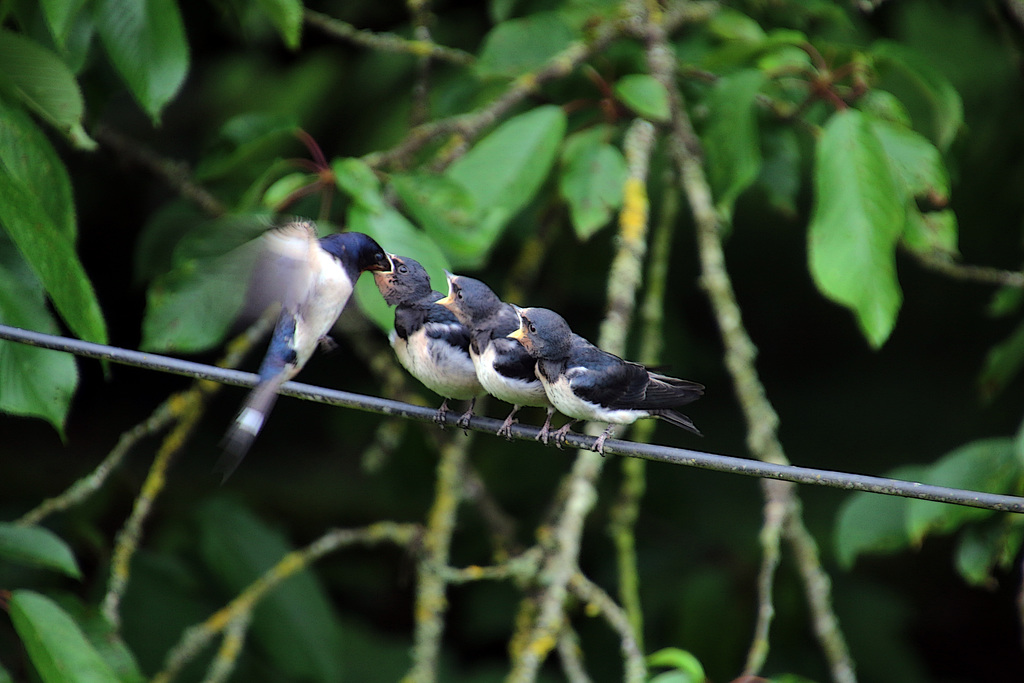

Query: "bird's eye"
left=398, top=265, right=408, bottom=274
left=528, top=323, right=537, bottom=334
left=456, top=290, right=463, bottom=300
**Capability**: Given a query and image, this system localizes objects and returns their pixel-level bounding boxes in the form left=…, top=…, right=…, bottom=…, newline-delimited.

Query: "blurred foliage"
left=2, top=0, right=1024, bottom=682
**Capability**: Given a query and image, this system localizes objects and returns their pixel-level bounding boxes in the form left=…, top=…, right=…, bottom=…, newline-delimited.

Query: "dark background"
left=3, top=1, right=1024, bottom=681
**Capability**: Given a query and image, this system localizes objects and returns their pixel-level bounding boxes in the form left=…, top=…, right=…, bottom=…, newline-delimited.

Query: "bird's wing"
left=568, top=341, right=703, bottom=410
left=489, top=337, right=539, bottom=383
left=243, top=223, right=318, bottom=318
left=568, top=350, right=653, bottom=408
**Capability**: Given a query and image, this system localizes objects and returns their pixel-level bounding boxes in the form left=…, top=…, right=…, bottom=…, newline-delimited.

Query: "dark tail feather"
left=216, top=376, right=285, bottom=482
left=653, top=409, right=702, bottom=436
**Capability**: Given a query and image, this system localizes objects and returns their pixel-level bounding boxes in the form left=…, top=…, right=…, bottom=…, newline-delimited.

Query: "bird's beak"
left=435, top=272, right=457, bottom=307
left=369, top=252, right=394, bottom=273
left=507, top=327, right=525, bottom=341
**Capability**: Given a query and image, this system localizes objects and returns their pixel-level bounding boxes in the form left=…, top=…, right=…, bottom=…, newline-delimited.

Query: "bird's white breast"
left=395, top=326, right=481, bottom=400
left=542, top=368, right=647, bottom=425
left=292, top=248, right=353, bottom=367
left=473, top=343, right=547, bottom=407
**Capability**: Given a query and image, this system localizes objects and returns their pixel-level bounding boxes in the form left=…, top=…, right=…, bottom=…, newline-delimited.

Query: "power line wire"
left=2, top=323, right=1022, bottom=513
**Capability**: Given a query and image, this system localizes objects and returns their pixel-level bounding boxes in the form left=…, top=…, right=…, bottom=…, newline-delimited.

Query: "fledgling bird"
left=435, top=274, right=554, bottom=440
left=217, top=222, right=390, bottom=481
left=509, top=307, right=703, bottom=454
left=373, top=254, right=482, bottom=427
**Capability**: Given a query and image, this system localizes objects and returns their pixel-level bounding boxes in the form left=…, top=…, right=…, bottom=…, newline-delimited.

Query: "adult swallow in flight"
left=373, top=254, right=482, bottom=426
left=509, top=306, right=703, bottom=454
left=435, top=274, right=554, bottom=440
left=218, top=222, right=390, bottom=480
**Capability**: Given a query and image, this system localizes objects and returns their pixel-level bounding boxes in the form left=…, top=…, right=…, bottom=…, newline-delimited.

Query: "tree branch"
left=641, top=11, right=856, bottom=682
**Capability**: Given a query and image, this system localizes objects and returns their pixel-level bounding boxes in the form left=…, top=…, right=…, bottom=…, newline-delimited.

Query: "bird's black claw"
left=456, top=410, right=473, bottom=431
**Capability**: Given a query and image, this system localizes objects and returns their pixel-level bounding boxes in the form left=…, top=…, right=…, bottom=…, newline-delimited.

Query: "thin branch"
left=2, top=324, right=1023, bottom=512
left=93, top=125, right=228, bottom=217
left=100, top=315, right=277, bottom=630
left=405, top=432, right=478, bottom=682
left=568, top=572, right=645, bottom=682
left=907, top=248, right=1024, bottom=288
left=642, top=9, right=857, bottom=681
left=304, top=8, right=474, bottom=66
left=556, top=625, right=592, bottom=683
left=153, top=522, right=421, bottom=683
left=507, top=117, right=658, bottom=682
left=363, top=12, right=631, bottom=173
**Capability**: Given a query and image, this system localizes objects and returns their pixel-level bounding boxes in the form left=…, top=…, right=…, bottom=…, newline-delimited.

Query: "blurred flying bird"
left=217, top=222, right=390, bottom=481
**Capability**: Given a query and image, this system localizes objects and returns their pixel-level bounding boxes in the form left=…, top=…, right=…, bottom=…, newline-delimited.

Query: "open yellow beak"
left=435, top=272, right=457, bottom=307
left=507, top=325, right=527, bottom=343
left=379, top=252, right=397, bottom=274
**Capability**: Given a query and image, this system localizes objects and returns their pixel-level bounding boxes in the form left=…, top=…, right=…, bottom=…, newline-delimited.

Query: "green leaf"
left=51, top=596, right=146, bottom=683
left=808, top=109, right=905, bottom=348
left=613, top=74, right=670, bottom=123
left=0, top=180, right=108, bottom=347
left=872, top=40, right=963, bottom=151
left=860, top=89, right=912, bottom=128
left=0, top=247, right=78, bottom=434
left=703, top=69, right=766, bottom=217
left=262, top=172, right=315, bottom=211
left=0, top=101, right=77, bottom=241
left=348, top=204, right=451, bottom=332
left=475, top=12, right=576, bottom=78
left=907, top=438, right=1021, bottom=543
left=559, top=129, right=627, bottom=240
left=333, top=157, right=387, bottom=213
left=197, top=499, right=344, bottom=683
left=94, top=0, right=189, bottom=122
left=706, top=9, right=766, bottom=42
left=41, top=0, right=90, bottom=48
left=867, top=116, right=958, bottom=257
left=979, top=320, right=1024, bottom=403
left=756, top=124, right=801, bottom=216
left=391, top=172, right=499, bottom=269
left=446, top=104, right=566, bottom=254
left=140, top=218, right=268, bottom=353
left=869, top=117, right=950, bottom=205
left=647, top=647, right=706, bottom=683
left=902, top=208, right=958, bottom=257
left=255, top=0, right=303, bottom=49
left=955, top=523, right=1024, bottom=587
left=0, top=523, right=80, bottom=579
left=9, top=590, right=120, bottom=683
left=833, top=465, right=927, bottom=568
left=194, top=114, right=298, bottom=182
left=133, top=202, right=205, bottom=285
left=0, top=31, right=94, bottom=148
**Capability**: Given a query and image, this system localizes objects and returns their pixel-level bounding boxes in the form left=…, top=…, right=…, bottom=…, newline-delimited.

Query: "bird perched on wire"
left=509, top=306, right=703, bottom=454
left=373, top=254, right=482, bottom=427
left=435, top=274, right=554, bottom=440
left=218, top=222, right=390, bottom=481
